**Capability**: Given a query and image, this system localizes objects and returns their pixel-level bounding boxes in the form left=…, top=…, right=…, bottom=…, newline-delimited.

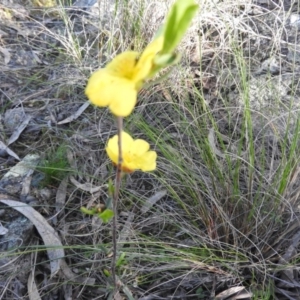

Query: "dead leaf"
left=231, top=290, right=253, bottom=299
left=141, top=190, right=167, bottom=213
left=0, top=140, right=20, bottom=160
left=215, top=287, right=246, bottom=299
left=70, top=176, right=106, bottom=193
left=0, top=223, right=8, bottom=235
left=67, top=149, right=77, bottom=172
left=56, top=177, right=68, bottom=213
left=7, top=115, right=32, bottom=145
left=0, top=46, right=11, bottom=64
left=52, top=177, right=68, bottom=225
left=0, top=199, right=64, bottom=277
left=3, top=154, right=39, bottom=178
left=57, top=101, right=90, bottom=125
left=27, top=271, right=42, bottom=300
left=21, top=174, right=33, bottom=199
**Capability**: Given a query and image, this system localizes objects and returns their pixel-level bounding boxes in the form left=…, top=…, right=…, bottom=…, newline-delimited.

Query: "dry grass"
left=1, top=0, right=300, bottom=299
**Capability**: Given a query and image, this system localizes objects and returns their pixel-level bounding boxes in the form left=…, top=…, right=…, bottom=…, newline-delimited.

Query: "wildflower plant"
left=83, top=0, right=198, bottom=287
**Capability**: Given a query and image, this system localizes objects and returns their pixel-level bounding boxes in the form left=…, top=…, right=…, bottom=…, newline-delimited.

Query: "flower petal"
left=108, top=82, right=138, bottom=117
left=86, top=68, right=138, bottom=117
left=138, top=151, right=157, bottom=171
left=106, top=135, right=119, bottom=164
left=85, top=69, right=113, bottom=106
left=131, top=139, right=150, bottom=156
left=106, top=51, right=139, bottom=79
left=122, top=160, right=137, bottom=173
left=106, top=132, right=134, bottom=166
left=133, top=36, right=164, bottom=83
left=120, top=131, right=134, bottom=153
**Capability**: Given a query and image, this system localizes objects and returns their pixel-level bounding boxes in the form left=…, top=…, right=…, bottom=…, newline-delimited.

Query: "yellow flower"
left=85, top=37, right=164, bottom=117
left=106, top=131, right=157, bottom=172
left=133, top=37, right=165, bottom=85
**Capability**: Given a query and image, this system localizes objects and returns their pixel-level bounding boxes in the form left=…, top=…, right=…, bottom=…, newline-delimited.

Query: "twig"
left=111, top=116, right=123, bottom=287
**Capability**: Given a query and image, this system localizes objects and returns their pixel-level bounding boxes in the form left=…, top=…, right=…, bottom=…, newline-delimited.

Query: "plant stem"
left=111, top=116, right=123, bottom=287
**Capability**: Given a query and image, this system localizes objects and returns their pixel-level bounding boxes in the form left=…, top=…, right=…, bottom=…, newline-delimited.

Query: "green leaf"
left=162, top=3, right=178, bottom=54
left=80, top=206, right=96, bottom=215
left=105, top=196, right=113, bottom=209
left=108, top=179, right=115, bottom=196
left=161, top=0, right=198, bottom=55
left=116, top=252, right=126, bottom=267
left=154, top=53, right=181, bottom=68
left=98, top=209, right=114, bottom=223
